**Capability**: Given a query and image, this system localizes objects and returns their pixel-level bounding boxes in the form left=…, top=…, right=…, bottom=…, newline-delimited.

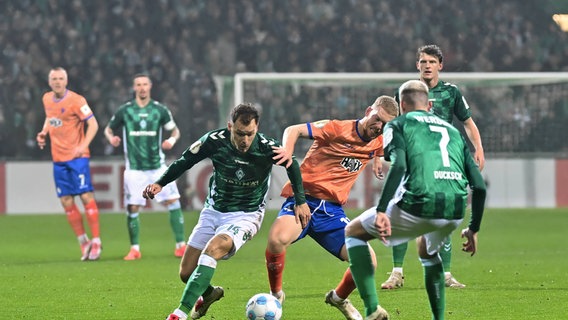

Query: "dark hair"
left=417, top=44, right=443, bottom=63
left=133, top=73, right=151, bottom=83
left=231, top=103, right=260, bottom=125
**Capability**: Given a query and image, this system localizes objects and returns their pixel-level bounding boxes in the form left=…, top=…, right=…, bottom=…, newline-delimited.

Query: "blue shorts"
left=278, top=195, right=349, bottom=260
left=53, top=157, right=94, bottom=197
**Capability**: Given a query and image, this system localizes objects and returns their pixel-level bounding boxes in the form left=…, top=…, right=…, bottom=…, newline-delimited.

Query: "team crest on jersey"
left=80, top=104, right=92, bottom=116
left=313, top=120, right=330, bottom=129
left=140, top=119, right=147, bottom=129
left=189, top=140, right=202, bottom=154
left=383, top=127, right=393, bottom=147
left=49, top=117, right=63, bottom=128
left=235, top=168, right=245, bottom=180
left=340, top=157, right=363, bottom=173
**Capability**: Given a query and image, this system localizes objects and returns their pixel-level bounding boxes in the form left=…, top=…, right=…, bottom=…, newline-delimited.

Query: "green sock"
left=440, top=237, right=452, bottom=272
left=179, top=264, right=216, bottom=314
left=392, top=242, right=408, bottom=268
left=423, top=261, right=445, bottom=320
left=127, top=213, right=140, bottom=245
left=169, top=207, right=185, bottom=243
left=347, top=240, right=378, bottom=316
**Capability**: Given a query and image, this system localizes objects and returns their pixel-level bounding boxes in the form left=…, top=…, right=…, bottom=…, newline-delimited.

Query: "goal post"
left=233, top=72, right=568, bottom=156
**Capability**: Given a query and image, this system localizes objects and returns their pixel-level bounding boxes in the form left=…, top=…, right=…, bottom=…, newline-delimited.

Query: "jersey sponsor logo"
left=80, top=104, right=92, bottom=116
left=189, top=140, right=202, bottom=154
left=234, top=159, right=250, bottom=165
left=129, top=131, right=157, bottom=136
left=220, top=176, right=260, bottom=187
left=340, top=157, right=363, bottom=173
left=236, top=168, right=245, bottom=180
left=209, top=131, right=226, bottom=140
left=434, top=170, right=463, bottom=180
left=48, top=117, right=63, bottom=128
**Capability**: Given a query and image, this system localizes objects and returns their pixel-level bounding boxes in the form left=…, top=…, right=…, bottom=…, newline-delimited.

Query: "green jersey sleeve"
left=463, top=147, right=486, bottom=232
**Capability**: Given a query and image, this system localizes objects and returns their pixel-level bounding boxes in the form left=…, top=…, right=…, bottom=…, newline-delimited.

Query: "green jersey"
left=429, top=80, right=471, bottom=123
left=108, top=99, right=176, bottom=170
left=378, top=110, right=483, bottom=222
left=156, top=128, right=306, bottom=213
left=395, top=80, right=472, bottom=124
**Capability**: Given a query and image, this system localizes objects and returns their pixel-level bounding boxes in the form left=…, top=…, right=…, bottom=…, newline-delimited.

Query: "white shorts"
left=187, top=207, right=264, bottom=260
left=360, top=199, right=462, bottom=255
left=124, top=167, right=180, bottom=206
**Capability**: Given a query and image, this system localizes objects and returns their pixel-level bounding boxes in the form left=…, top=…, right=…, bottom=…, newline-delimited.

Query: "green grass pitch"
left=0, top=208, right=566, bottom=319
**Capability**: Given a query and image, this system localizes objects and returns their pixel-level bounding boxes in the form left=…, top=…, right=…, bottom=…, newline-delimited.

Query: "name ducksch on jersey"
left=434, top=170, right=463, bottom=180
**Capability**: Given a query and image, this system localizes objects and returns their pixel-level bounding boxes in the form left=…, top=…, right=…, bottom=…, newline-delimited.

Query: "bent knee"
left=180, top=272, right=190, bottom=283
left=179, top=267, right=191, bottom=283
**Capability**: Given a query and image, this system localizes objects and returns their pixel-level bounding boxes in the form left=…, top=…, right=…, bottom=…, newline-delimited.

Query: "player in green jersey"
left=104, top=74, right=186, bottom=260
left=345, top=80, right=486, bottom=320
left=382, top=45, right=485, bottom=289
left=143, top=103, right=310, bottom=320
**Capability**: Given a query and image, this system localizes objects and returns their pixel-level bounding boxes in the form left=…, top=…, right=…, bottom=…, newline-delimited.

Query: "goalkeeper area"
left=232, top=72, right=568, bottom=156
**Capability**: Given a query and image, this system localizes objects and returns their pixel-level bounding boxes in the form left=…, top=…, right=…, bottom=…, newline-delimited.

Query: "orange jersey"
left=42, top=90, right=94, bottom=162
left=281, top=120, right=384, bottom=204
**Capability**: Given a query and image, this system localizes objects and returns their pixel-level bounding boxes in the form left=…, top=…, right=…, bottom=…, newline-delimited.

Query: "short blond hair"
left=399, top=80, right=429, bottom=111
left=373, top=95, right=399, bottom=117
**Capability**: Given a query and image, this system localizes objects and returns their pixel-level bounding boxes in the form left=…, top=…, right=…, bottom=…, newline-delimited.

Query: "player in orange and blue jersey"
left=36, top=67, right=102, bottom=261
left=265, top=96, right=399, bottom=320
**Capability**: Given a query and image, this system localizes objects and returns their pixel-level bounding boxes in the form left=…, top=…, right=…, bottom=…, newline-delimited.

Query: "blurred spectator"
left=0, top=0, right=567, bottom=160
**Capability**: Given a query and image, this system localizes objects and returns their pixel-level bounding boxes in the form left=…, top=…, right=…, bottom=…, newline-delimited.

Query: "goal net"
left=232, top=72, right=568, bottom=157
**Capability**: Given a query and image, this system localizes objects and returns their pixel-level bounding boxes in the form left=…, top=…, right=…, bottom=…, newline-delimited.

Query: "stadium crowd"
left=1, top=0, right=567, bottom=159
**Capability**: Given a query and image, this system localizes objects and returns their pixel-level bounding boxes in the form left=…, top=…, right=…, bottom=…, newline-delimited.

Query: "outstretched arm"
left=462, top=150, right=487, bottom=256
left=273, top=123, right=311, bottom=168
left=463, top=118, right=485, bottom=171
left=284, top=158, right=310, bottom=228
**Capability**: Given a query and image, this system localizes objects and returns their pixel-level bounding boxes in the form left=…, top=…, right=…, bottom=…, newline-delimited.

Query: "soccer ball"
left=245, top=293, right=282, bottom=320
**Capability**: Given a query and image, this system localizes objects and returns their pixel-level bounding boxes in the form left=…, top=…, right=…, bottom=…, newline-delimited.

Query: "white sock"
left=393, top=267, right=403, bottom=275
left=173, top=308, right=187, bottom=318
left=445, top=271, right=452, bottom=277
left=132, top=245, right=140, bottom=251
left=78, top=234, right=89, bottom=244
left=271, top=290, right=283, bottom=298
left=331, top=290, right=343, bottom=302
